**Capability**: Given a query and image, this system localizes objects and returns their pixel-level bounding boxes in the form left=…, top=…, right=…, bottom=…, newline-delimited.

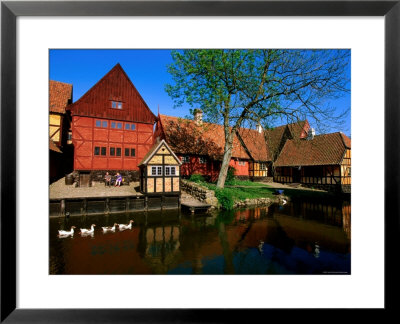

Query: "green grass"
left=186, top=179, right=275, bottom=210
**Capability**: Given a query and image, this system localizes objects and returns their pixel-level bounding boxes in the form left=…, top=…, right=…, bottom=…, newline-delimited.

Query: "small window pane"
left=94, top=147, right=100, bottom=155
left=117, top=123, right=122, bottom=129
left=131, top=124, right=136, bottom=130
left=165, top=167, right=170, bottom=176
left=157, top=167, right=162, bottom=175
left=117, top=102, right=123, bottom=109
left=116, top=148, right=121, bottom=156
left=110, top=147, right=115, bottom=156
left=112, top=101, right=117, bottom=108
left=151, top=167, right=157, bottom=176
left=102, top=121, right=108, bottom=128
left=111, top=122, right=116, bottom=128
left=101, top=147, right=106, bottom=156
left=125, top=123, right=130, bottom=130
left=125, top=148, right=129, bottom=156
left=131, top=149, right=135, bottom=157
left=95, top=120, right=101, bottom=127
left=171, top=167, right=176, bottom=175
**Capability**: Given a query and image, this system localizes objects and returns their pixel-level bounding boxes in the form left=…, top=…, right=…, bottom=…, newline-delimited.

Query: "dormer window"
left=111, top=101, right=123, bottom=109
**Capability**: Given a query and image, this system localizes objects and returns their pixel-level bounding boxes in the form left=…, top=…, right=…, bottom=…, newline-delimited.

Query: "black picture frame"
left=1, top=0, right=398, bottom=322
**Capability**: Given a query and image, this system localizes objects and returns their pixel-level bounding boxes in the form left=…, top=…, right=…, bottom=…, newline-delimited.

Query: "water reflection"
left=50, top=199, right=351, bottom=275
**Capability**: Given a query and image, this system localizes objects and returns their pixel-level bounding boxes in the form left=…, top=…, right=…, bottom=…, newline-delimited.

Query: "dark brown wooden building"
left=138, top=139, right=182, bottom=195
left=67, top=63, right=157, bottom=183
left=274, top=132, right=351, bottom=192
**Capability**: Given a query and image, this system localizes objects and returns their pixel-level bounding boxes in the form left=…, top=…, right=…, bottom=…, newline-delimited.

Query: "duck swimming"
left=118, top=220, right=134, bottom=231
left=102, top=223, right=118, bottom=233
left=79, top=224, right=96, bottom=235
left=58, top=226, right=76, bottom=237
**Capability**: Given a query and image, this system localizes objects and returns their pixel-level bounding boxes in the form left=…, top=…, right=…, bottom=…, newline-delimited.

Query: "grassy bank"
left=187, top=175, right=341, bottom=210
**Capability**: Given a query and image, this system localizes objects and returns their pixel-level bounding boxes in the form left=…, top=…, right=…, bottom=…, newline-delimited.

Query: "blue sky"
left=50, top=49, right=350, bottom=135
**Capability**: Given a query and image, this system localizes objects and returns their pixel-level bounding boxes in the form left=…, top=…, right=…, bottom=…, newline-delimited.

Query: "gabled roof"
left=264, top=120, right=309, bottom=161
left=49, top=81, right=72, bottom=114
left=158, top=114, right=250, bottom=160
left=68, top=63, right=156, bottom=124
left=138, top=139, right=182, bottom=167
left=274, top=132, right=351, bottom=167
left=236, top=128, right=269, bottom=161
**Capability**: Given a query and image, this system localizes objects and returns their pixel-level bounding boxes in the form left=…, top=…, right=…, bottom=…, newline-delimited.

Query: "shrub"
left=225, top=166, right=236, bottom=183
left=215, top=188, right=235, bottom=210
left=189, top=174, right=205, bottom=183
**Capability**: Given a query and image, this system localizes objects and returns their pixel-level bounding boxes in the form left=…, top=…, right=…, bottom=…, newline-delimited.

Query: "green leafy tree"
left=165, top=49, right=350, bottom=188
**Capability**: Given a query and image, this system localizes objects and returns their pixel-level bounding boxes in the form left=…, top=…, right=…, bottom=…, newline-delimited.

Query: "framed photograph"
left=1, top=0, right=398, bottom=321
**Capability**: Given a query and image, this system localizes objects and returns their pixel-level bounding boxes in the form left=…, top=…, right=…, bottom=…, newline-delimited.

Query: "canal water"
left=49, top=199, right=351, bottom=275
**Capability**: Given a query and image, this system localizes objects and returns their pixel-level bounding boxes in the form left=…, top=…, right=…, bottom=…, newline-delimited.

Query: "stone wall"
left=181, top=180, right=219, bottom=207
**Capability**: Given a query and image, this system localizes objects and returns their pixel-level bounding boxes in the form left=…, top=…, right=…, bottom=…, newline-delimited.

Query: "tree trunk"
left=216, top=132, right=234, bottom=188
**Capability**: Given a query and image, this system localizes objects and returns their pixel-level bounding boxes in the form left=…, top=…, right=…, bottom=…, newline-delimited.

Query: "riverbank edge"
left=181, top=179, right=288, bottom=210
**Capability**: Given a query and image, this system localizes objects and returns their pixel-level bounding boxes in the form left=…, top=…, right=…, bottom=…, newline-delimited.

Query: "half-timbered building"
left=138, top=139, right=182, bottom=195
left=274, top=132, right=351, bottom=192
left=67, top=63, right=157, bottom=185
left=49, top=80, right=73, bottom=182
left=154, top=111, right=251, bottom=181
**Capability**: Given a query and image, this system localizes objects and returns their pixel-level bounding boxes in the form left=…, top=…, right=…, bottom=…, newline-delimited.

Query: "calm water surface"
left=50, top=199, right=351, bottom=275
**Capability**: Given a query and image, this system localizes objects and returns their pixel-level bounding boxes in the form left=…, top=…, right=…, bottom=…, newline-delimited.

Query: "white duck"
left=118, top=220, right=134, bottom=231
left=58, top=226, right=76, bottom=237
left=79, top=224, right=96, bottom=235
left=102, top=223, right=118, bottom=233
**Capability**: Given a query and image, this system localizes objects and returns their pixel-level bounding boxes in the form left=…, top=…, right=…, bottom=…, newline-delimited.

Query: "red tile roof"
left=49, top=81, right=72, bottom=114
left=158, top=114, right=250, bottom=160
left=237, top=128, right=269, bottom=161
left=264, top=120, right=310, bottom=161
left=274, top=132, right=351, bottom=167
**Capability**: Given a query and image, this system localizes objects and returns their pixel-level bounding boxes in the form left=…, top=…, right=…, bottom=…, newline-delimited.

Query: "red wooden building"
left=67, top=64, right=157, bottom=183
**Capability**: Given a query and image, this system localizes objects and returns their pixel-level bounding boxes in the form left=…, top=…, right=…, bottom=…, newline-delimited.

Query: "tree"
left=165, top=49, right=350, bottom=188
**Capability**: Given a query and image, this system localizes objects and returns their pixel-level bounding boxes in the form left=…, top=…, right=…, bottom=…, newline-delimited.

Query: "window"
left=95, top=120, right=101, bottom=127
left=117, top=122, right=122, bottom=129
left=94, top=147, right=100, bottom=155
left=125, top=123, right=136, bottom=131
left=347, top=167, right=351, bottom=176
left=102, top=121, right=108, bottom=128
left=101, top=147, right=106, bottom=156
left=116, top=148, right=121, bottom=156
left=150, top=166, right=162, bottom=176
left=238, top=160, right=246, bottom=166
left=157, top=166, right=162, bottom=175
left=151, top=167, right=157, bottom=175
left=110, top=147, right=115, bottom=156
left=260, top=163, right=266, bottom=170
left=131, top=148, right=135, bottom=157
left=165, top=166, right=176, bottom=176
left=111, top=122, right=116, bottom=129
left=199, top=157, right=207, bottom=164
left=67, top=132, right=72, bottom=140
left=111, top=101, right=123, bottom=109
left=182, top=156, right=190, bottom=163
left=125, top=148, right=130, bottom=156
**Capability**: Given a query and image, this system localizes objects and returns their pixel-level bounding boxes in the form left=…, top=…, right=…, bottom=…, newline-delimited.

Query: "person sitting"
left=115, top=173, right=122, bottom=187
left=104, top=172, right=111, bottom=187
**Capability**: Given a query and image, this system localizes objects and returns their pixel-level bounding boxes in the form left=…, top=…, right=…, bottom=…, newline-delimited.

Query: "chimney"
left=194, top=109, right=203, bottom=126
left=307, top=128, right=315, bottom=140
left=256, top=123, right=263, bottom=134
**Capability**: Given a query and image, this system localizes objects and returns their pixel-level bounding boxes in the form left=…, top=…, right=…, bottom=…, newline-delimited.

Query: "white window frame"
left=199, top=157, right=207, bottom=164
left=181, top=156, right=190, bottom=163
left=165, top=166, right=176, bottom=176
